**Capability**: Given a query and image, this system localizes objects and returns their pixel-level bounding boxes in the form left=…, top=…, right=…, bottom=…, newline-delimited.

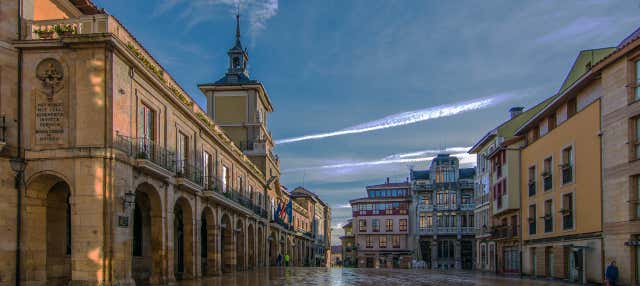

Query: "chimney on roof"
left=386, top=177, right=389, bottom=184
left=509, top=107, right=524, bottom=118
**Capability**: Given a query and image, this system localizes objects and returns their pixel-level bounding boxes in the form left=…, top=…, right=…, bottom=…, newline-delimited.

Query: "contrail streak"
left=382, top=146, right=471, bottom=160
left=283, top=152, right=476, bottom=173
left=275, top=91, right=527, bottom=145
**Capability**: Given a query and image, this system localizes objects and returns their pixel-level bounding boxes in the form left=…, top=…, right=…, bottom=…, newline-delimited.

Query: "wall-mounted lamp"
left=122, top=190, right=136, bottom=212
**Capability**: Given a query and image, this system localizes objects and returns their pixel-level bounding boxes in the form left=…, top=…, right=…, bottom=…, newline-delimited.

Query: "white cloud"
left=154, top=0, right=278, bottom=37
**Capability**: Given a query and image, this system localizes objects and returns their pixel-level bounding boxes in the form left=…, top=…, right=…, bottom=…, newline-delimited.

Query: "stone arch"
left=220, top=213, right=234, bottom=273
left=200, top=206, right=216, bottom=276
left=23, top=173, right=72, bottom=286
left=247, top=223, right=255, bottom=269
left=132, top=182, right=164, bottom=284
left=173, top=196, right=194, bottom=280
left=235, top=219, right=245, bottom=271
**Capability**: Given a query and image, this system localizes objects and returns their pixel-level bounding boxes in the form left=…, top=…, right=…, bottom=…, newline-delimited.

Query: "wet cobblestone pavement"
left=176, top=267, right=575, bottom=286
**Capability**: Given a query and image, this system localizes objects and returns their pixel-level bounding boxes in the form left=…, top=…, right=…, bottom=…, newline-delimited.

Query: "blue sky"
left=93, top=0, right=640, bottom=245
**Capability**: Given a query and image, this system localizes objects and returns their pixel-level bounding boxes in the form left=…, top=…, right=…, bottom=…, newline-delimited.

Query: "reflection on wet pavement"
left=176, top=267, right=574, bottom=286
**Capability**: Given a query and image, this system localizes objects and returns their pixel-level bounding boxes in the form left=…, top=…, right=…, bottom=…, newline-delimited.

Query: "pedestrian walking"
left=285, top=253, right=290, bottom=266
left=277, top=253, right=283, bottom=266
left=605, top=260, right=619, bottom=286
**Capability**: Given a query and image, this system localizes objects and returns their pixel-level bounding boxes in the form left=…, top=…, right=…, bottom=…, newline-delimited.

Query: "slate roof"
left=411, top=170, right=430, bottom=180
left=459, top=168, right=475, bottom=179
left=365, top=182, right=410, bottom=189
left=213, top=73, right=259, bottom=85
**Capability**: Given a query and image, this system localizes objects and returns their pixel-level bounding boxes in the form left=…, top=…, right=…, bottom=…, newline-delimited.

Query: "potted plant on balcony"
left=541, top=171, right=551, bottom=178
left=53, top=24, right=76, bottom=36
left=34, top=27, right=55, bottom=39
left=558, top=208, right=571, bottom=215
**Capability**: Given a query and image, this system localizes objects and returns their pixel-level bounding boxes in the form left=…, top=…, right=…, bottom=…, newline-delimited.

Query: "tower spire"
left=235, top=11, right=241, bottom=46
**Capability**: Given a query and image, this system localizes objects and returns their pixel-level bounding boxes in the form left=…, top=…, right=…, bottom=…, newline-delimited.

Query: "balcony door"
left=177, top=132, right=188, bottom=174
left=138, top=104, right=155, bottom=155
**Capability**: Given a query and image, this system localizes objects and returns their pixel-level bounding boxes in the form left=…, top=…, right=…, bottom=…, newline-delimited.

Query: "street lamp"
left=10, top=157, right=26, bottom=187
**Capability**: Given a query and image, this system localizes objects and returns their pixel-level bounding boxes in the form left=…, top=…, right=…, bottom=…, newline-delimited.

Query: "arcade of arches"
left=16, top=172, right=317, bottom=285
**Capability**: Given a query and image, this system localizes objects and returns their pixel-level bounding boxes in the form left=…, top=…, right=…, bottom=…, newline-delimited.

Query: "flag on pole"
left=275, top=203, right=281, bottom=221
left=286, top=200, right=293, bottom=224
left=278, top=201, right=286, bottom=219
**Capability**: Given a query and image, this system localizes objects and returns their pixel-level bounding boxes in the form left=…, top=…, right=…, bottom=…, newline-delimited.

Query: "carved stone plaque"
left=35, top=100, right=65, bottom=144
left=34, top=58, right=66, bottom=145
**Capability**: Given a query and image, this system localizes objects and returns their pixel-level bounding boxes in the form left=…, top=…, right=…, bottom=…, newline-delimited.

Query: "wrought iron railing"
left=114, top=135, right=176, bottom=172
left=492, top=225, right=519, bottom=239
left=460, top=203, right=475, bottom=211
left=203, top=176, right=267, bottom=218
left=176, top=160, right=203, bottom=186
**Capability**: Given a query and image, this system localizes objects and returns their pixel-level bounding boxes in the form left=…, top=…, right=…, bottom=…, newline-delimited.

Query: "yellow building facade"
left=519, top=95, right=603, bottom=283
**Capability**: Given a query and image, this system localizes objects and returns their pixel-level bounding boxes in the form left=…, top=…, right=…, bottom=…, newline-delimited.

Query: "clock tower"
left=198, top=13, right=278, bottom=177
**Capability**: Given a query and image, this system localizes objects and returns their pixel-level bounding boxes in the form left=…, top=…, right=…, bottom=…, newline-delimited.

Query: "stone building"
left=468, top=103, right=553, bottom=274
left=516, top=48, right=613, bottom=284
left=0, top=1, right=330, bottom=285
left=351, top=179, right=412, bottom=269
left=411, top=154, right=475, bottom=270
left=339, top=220, right=356, bottom=267
left=290, top=187, right=332, bottom=267
left=600, top=26, right=640, bottom=286
left=469, top=136, right=494, bottom=272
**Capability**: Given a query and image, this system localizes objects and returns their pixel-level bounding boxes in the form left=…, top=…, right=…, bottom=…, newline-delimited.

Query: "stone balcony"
left=418, top=203, right=475, bottom=212
left=419, top=226, right=475, bottom=235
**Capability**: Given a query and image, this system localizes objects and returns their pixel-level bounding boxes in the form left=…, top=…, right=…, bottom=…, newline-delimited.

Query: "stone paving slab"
left=175, top=267, right=577, bottom=286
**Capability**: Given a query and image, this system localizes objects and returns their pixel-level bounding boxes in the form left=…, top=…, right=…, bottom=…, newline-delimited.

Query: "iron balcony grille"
left=176, top=160, right=204, bottom=186
left=204, top=176, right=267, bottom=218
left=114, top=135, right=176, bottom=172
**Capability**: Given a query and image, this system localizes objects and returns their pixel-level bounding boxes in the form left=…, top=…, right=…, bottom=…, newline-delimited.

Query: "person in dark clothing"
left=277, top=253, right=283, bottom=266
left=605, top=260, right=619, bottom=286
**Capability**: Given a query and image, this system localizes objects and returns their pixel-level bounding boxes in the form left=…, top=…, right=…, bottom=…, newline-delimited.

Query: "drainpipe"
left=15, top=0, right=24, bottom=285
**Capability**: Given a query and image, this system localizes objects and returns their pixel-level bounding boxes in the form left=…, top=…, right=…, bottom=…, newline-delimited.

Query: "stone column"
left=455, top=240, right=462, bottom=269
left=431, top=239, right=438, bottom=269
